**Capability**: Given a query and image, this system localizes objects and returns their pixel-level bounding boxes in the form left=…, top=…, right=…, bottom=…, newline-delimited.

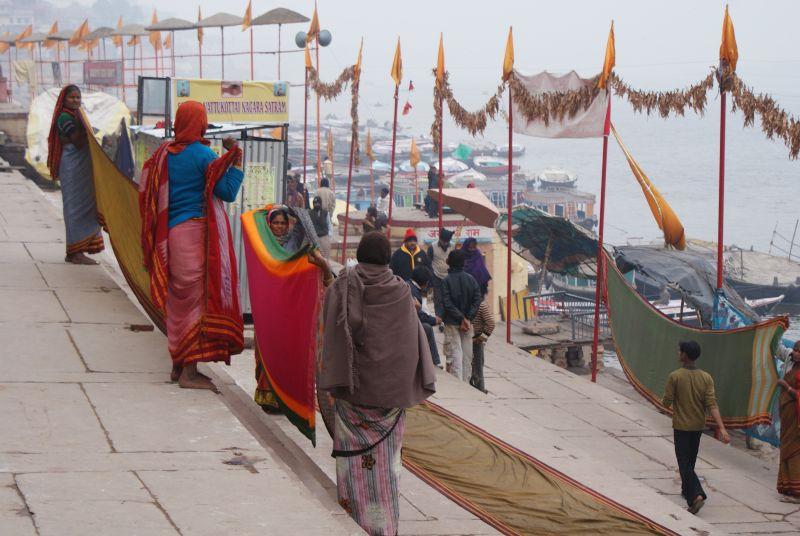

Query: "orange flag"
left=326, top=129, right=334, bottom=160
left=597, top=21, right=615, bottom=89
left=15, top=25, right=32, bottom=50
left=354, top=38, right=363, bottom=83
left=502, top=27, right=514, bottom=81
left=364, top=129, right=375, bottom=162
left=113, top=17, right=123, bottom=47
left=390, top=38, right=402, bottom=87
left=719, top=5, right=738, bottom=72
left=304, top=43, right=312, bottom=69
left=270, top=126, right=284, bottom=140
left=43, top=22, right=58, bottom=49
left=69, top=20, right=88, bottom=47
left=0, top=32, right=10, bottom=55
left=127, top=35, right=140, bottom=47
left=242, top=0, right=252, bottom=31
left=410, top=138, right=420, bottom=168
left=164, top=33, right=171, bottom=50
left=436, top=33, right=445, bottom=88
left=197, top=7, right=204, bottom=45
left=149, top=10, right=162, bottom=52
left=307, top=3, right=320, bottom=40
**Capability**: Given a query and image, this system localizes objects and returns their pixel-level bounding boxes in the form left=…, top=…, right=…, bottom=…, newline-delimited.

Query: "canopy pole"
left=386, top=83, right=400, bottom=236
left=249, top=26, right=254, bottom=80
left=302, top=62, right=309, bottom=186
left=717, top=91, right=727, bottom=289
left=369, top=166, right=374, bottom=203
left=37, top=43, right=43, bottom=87
left=591, top=99, right=611, bottom=383
left=171, top=30, right=175, bottom=76
left=277, top=24, right=281, bottom=78
left=315, top=40, right=322, bottom=185
left=505, top=88, right=513, bottom=343
left=437, top=91, right=444, bottom=230
left=67, top=45, right=70, bottom=84
left=220, top=26, right=225, bottom=79
left=198, top=34, right=203, bottom=78
left=341, top=131, right=356, bottom=265
left=120, top=40, right=125, bottom=104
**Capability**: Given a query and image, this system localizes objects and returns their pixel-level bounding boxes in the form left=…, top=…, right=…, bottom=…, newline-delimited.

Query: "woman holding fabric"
left=777, top=341, right=800, bottom=502
left=319, top=231, right=436, bottom=536
left=462, top=237, right=492, bottom=296
left=47, top=84, right=105, bottom=264
left=140, top=100, right=245, bottom=391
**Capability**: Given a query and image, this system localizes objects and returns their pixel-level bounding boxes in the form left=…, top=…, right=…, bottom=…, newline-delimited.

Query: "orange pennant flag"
left=0, top=32, right=10, bottom=55
left=410, top=138, right=420, bottom=168
left=15, top=25, right=32, bottom=50
left=597, top=21, right=615, bottom=89
left=149, top=10, right=162, bottom=52
left=270, top=126, right=284, bottom=140
left=719, top=5, right=738, bottom=72
left=436, top=33, right=445, bottom=88
left=242, top=0, right=252, bottom=31
left=354, top=38, right=363, bottom=83
left=127, top=35, right=140, bottom=47
left=502, top=27, right=514, bottom=81
left=390, top=37, right=402, bottom=87
left=69, top=20, right=88, bottom=47
left=326, top=129, right=334, bottom=160
left=113, top=16, right=123, bottom=47
left=197, top=7, right=204, bottom=45
left=307, top=3, right=320, bottom=40
left=164, top=33, right=171, bottom=50
left=364, top=129, right=375, bottom=162
left=43, top=22, right=58, bottom=49
left=304, top=43, right=312, bottom=69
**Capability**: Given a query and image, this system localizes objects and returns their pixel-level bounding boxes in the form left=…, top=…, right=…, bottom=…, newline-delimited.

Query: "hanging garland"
left=729, top=74, right=800, bottom=159
left=431, top=70, right=505, bottom=151
left=507, top=72, right=601, bottom=126
left=307, top=65, right=360, bottom=160
left=608, top=72, right=715, bottom=118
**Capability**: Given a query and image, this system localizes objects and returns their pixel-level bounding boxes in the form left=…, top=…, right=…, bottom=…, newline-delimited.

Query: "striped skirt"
left=59, top=143, right=104, bottom=255
left=333, top=399, right=405, bottom=536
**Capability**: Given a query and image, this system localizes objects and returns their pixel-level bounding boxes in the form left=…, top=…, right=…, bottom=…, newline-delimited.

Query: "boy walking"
left=470, top=291, right=494, bottom=393
left=662, top=340, right=730, bottom=515
left=441, top=249, right=481, bottom=382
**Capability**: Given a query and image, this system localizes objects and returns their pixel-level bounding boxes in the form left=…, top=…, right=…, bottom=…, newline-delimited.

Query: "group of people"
left=388, top=227, right=495, bottom=392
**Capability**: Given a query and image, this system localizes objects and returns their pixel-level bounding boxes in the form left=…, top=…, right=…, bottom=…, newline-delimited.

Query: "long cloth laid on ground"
left=46, top=91, right=104, bottom=256
left=778, top=362, right=800, bottom=496
left=403, top=402, right=680, bottom=535
left=242, top=206, right=322, bottom=444
left=606, top=251, right=789, bottom=428
left=139, top=103, right=244, bottom=366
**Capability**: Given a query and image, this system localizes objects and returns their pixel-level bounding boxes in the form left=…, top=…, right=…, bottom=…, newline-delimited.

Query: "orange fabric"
left=720, top=5, right=738, bottom=72
left=391, top=38, right=402, bottom=86
left=598, top=21, right=615, bottom=89
left=242, top=0, right=252, bottom=31
left=436, top=33, right=445, bottom=88
left=502, top=27, right=514, bottom=82
left=169, top=101, right=210, bottom=155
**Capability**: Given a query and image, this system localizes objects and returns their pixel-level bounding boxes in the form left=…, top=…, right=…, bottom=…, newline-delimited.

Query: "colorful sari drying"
left=242, top=206, right=322, bottom=443
left=778, top=364, right=800, bottom=496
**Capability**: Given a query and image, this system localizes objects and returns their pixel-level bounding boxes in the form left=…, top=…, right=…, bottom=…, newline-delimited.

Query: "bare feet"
left=65, top=252, right=98, bottom=265
left=170, top=364, right=182, bottom=382
left=178, top=363, right=218, bottom=392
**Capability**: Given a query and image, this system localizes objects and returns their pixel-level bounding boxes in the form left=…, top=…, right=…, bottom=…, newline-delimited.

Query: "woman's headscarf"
left=168, top=100, right=209, bottom=154
left=46, top=84, right=82, bottom=180
left=462, top=237, right=492, bottom=290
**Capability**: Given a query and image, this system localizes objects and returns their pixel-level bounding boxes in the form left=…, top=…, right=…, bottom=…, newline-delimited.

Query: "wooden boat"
left=538, top=167, right=577, bottom=190
left=472, top=155, right=519, bottom=176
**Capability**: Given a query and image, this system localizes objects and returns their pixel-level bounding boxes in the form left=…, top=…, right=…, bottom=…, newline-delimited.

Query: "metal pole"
left=249, top=26, right=253, bottom=80
left=37, top=42, right=43, bottom=87
left=386, top=84, right=400, bottom=236
left=717, top=91, right=727, bottom=289
left=198, top=34, right=203, bottom=78
left=341, top=133, right=356, bottom=265
left=277, top=24, right=281, bottom=79
left=171, top=30, right=175, bottom=76
left=315, top=40, right=322, bottom=184
left=789, top=219, right=799, bottom=260
left=302, top=64, right=308, bottom=185
left=590, top=100, right=611, bottom=383
left=221, top=26, right=225, bottom=79
left=505, top=89, right=514, bottom=343
left=437, top=91, right=444, bottom=230
left=120, top=41, right=125, bottom=104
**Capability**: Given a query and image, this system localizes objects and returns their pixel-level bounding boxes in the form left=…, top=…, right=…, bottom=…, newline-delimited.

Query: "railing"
left=521, top=291, right=611, bottom=341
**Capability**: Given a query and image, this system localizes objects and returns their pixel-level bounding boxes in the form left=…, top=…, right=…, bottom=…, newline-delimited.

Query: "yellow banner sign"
left=172, top=79, right=289, bottom=123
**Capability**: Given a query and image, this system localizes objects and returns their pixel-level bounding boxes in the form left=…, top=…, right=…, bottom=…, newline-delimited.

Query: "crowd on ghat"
left=46, top=90, right=800, bottom=535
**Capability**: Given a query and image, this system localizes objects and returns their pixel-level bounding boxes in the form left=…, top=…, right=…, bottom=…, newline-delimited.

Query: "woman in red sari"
left=778, top=341, right=800, bottom=502
left=139, top=101, right=245, bottom=390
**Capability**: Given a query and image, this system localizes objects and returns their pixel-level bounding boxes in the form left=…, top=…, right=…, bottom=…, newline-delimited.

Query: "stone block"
left=55, top=288, right=147, bottom=325
left=0, top=289, right=67, bottom=323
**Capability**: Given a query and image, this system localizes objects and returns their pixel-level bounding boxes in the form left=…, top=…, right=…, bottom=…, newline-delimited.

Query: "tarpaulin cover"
left=498, top=206, right=598, bottom=277
left=615, top=246, right=758, bottom=326
left=606, top=253, right=788, bottom=428
left=242, top=207, right=322, bottom=444
left=27, top=88, right=131, bottom=179
left=511, top=70, right=608, bottom=138
left=403, top=402, right=679, bottom=536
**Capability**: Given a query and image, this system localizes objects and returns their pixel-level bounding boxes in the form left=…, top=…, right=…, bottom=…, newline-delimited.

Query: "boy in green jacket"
left=662, top=340, right=730, bottom=515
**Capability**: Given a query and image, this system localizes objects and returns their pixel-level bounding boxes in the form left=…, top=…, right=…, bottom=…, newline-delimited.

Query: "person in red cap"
left=390, top=229, right=428, bottom=281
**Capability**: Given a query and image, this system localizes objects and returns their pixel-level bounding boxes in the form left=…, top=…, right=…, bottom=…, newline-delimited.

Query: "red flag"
left=402, top=101, right=412, bottom=115
left=408, top=80, right=414, bottom=91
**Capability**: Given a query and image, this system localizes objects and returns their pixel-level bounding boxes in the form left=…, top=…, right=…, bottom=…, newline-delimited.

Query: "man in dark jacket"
left=425, top=165, right=440, bottom=218
left=390, top=228, right=428, bottom=281
left=409, top=266, right=442, bottom=368
left=441, top=249, right=481, bottom=382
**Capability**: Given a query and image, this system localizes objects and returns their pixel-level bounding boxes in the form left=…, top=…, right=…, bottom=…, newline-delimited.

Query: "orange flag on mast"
left=597, top=21, right=615, bottom=89
left=69, top=20, right=88, bottom=47
left=364, top=130, right=375, bottom=162
left=390, top=38, right=402, bottom=87
left=149, top=10, right=162, bottom=52
left=307, top=3, right=320, bottom=40
left=112, top=17, right=123, bottom=47
left=354, top=38, right=363, bottom=83
left=163, top=33, right=171, bottom=50
left=502, top=27, right=514, bottom=81
left=0, top=33, right=9, bottom=55
left=127, top=35, right=140, bottom=47
left=304, top=43, right=312, bottom=69
left=719, top=5, right=738, bottom=72
left=15, top=25, right=33, bottom=51
left=436, top=33, right=445, bottom=88
left=197, top=7, right=204, bottom=45
left=43, top=22, right=58, bottom=49
left=326, top=129, right=334, bottom=161
left=242, top=0, right=252, bottom=31
left=410, top=138, right=420, bottom=168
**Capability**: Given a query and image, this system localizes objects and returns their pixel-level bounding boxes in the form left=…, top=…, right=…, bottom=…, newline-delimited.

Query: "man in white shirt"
left=315, top=178, right=336, bottom=237
left=376, top=187, right=395, bottom=226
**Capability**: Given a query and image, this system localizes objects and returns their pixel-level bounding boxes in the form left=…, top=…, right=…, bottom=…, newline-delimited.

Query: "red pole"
left=277, top=24, right=282, bottom=78
left=717, top=92, right=727, bottom=289
left=221, top=26, right=225, bottom=79
left=315, top=41, right=322, bottom=185
left=341, top=134, right=356, bottom=264
left=505, top=90, right=514, bottom=343
left=249, top=26, right=254, bottom=80
left=437, top=92, right=444, bottom=229
left=370, top=167, right=375, bottom=203
left=120, top=41, right=125, bottom=104
left=591, top=99, right=612, bottom=383
left=198, top=36, right=203, bottom=78
left=302, top=65, right=309, bottom=185
left=171, top=30, right=175, bottom=76
left=66, top=45, right=70, bottom=83
left=386, top=84, right=400, bottom=236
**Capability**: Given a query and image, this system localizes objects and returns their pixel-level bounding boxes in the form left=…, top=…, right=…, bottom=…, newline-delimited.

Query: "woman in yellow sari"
left=777, top=340, right=800, bottom=502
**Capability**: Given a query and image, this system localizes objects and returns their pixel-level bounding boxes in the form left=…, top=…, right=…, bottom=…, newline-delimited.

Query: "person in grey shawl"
left=318, top=231, right=436, bottom=536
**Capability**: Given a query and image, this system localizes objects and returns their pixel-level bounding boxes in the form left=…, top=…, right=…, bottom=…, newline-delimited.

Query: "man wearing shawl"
left=319, top=231, right=437, bottom=536
left=462, top=237, right=492, bottom=295
left=139, top=100, right=245, bottom=390
left=47, top=85, right=105, bottom=264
